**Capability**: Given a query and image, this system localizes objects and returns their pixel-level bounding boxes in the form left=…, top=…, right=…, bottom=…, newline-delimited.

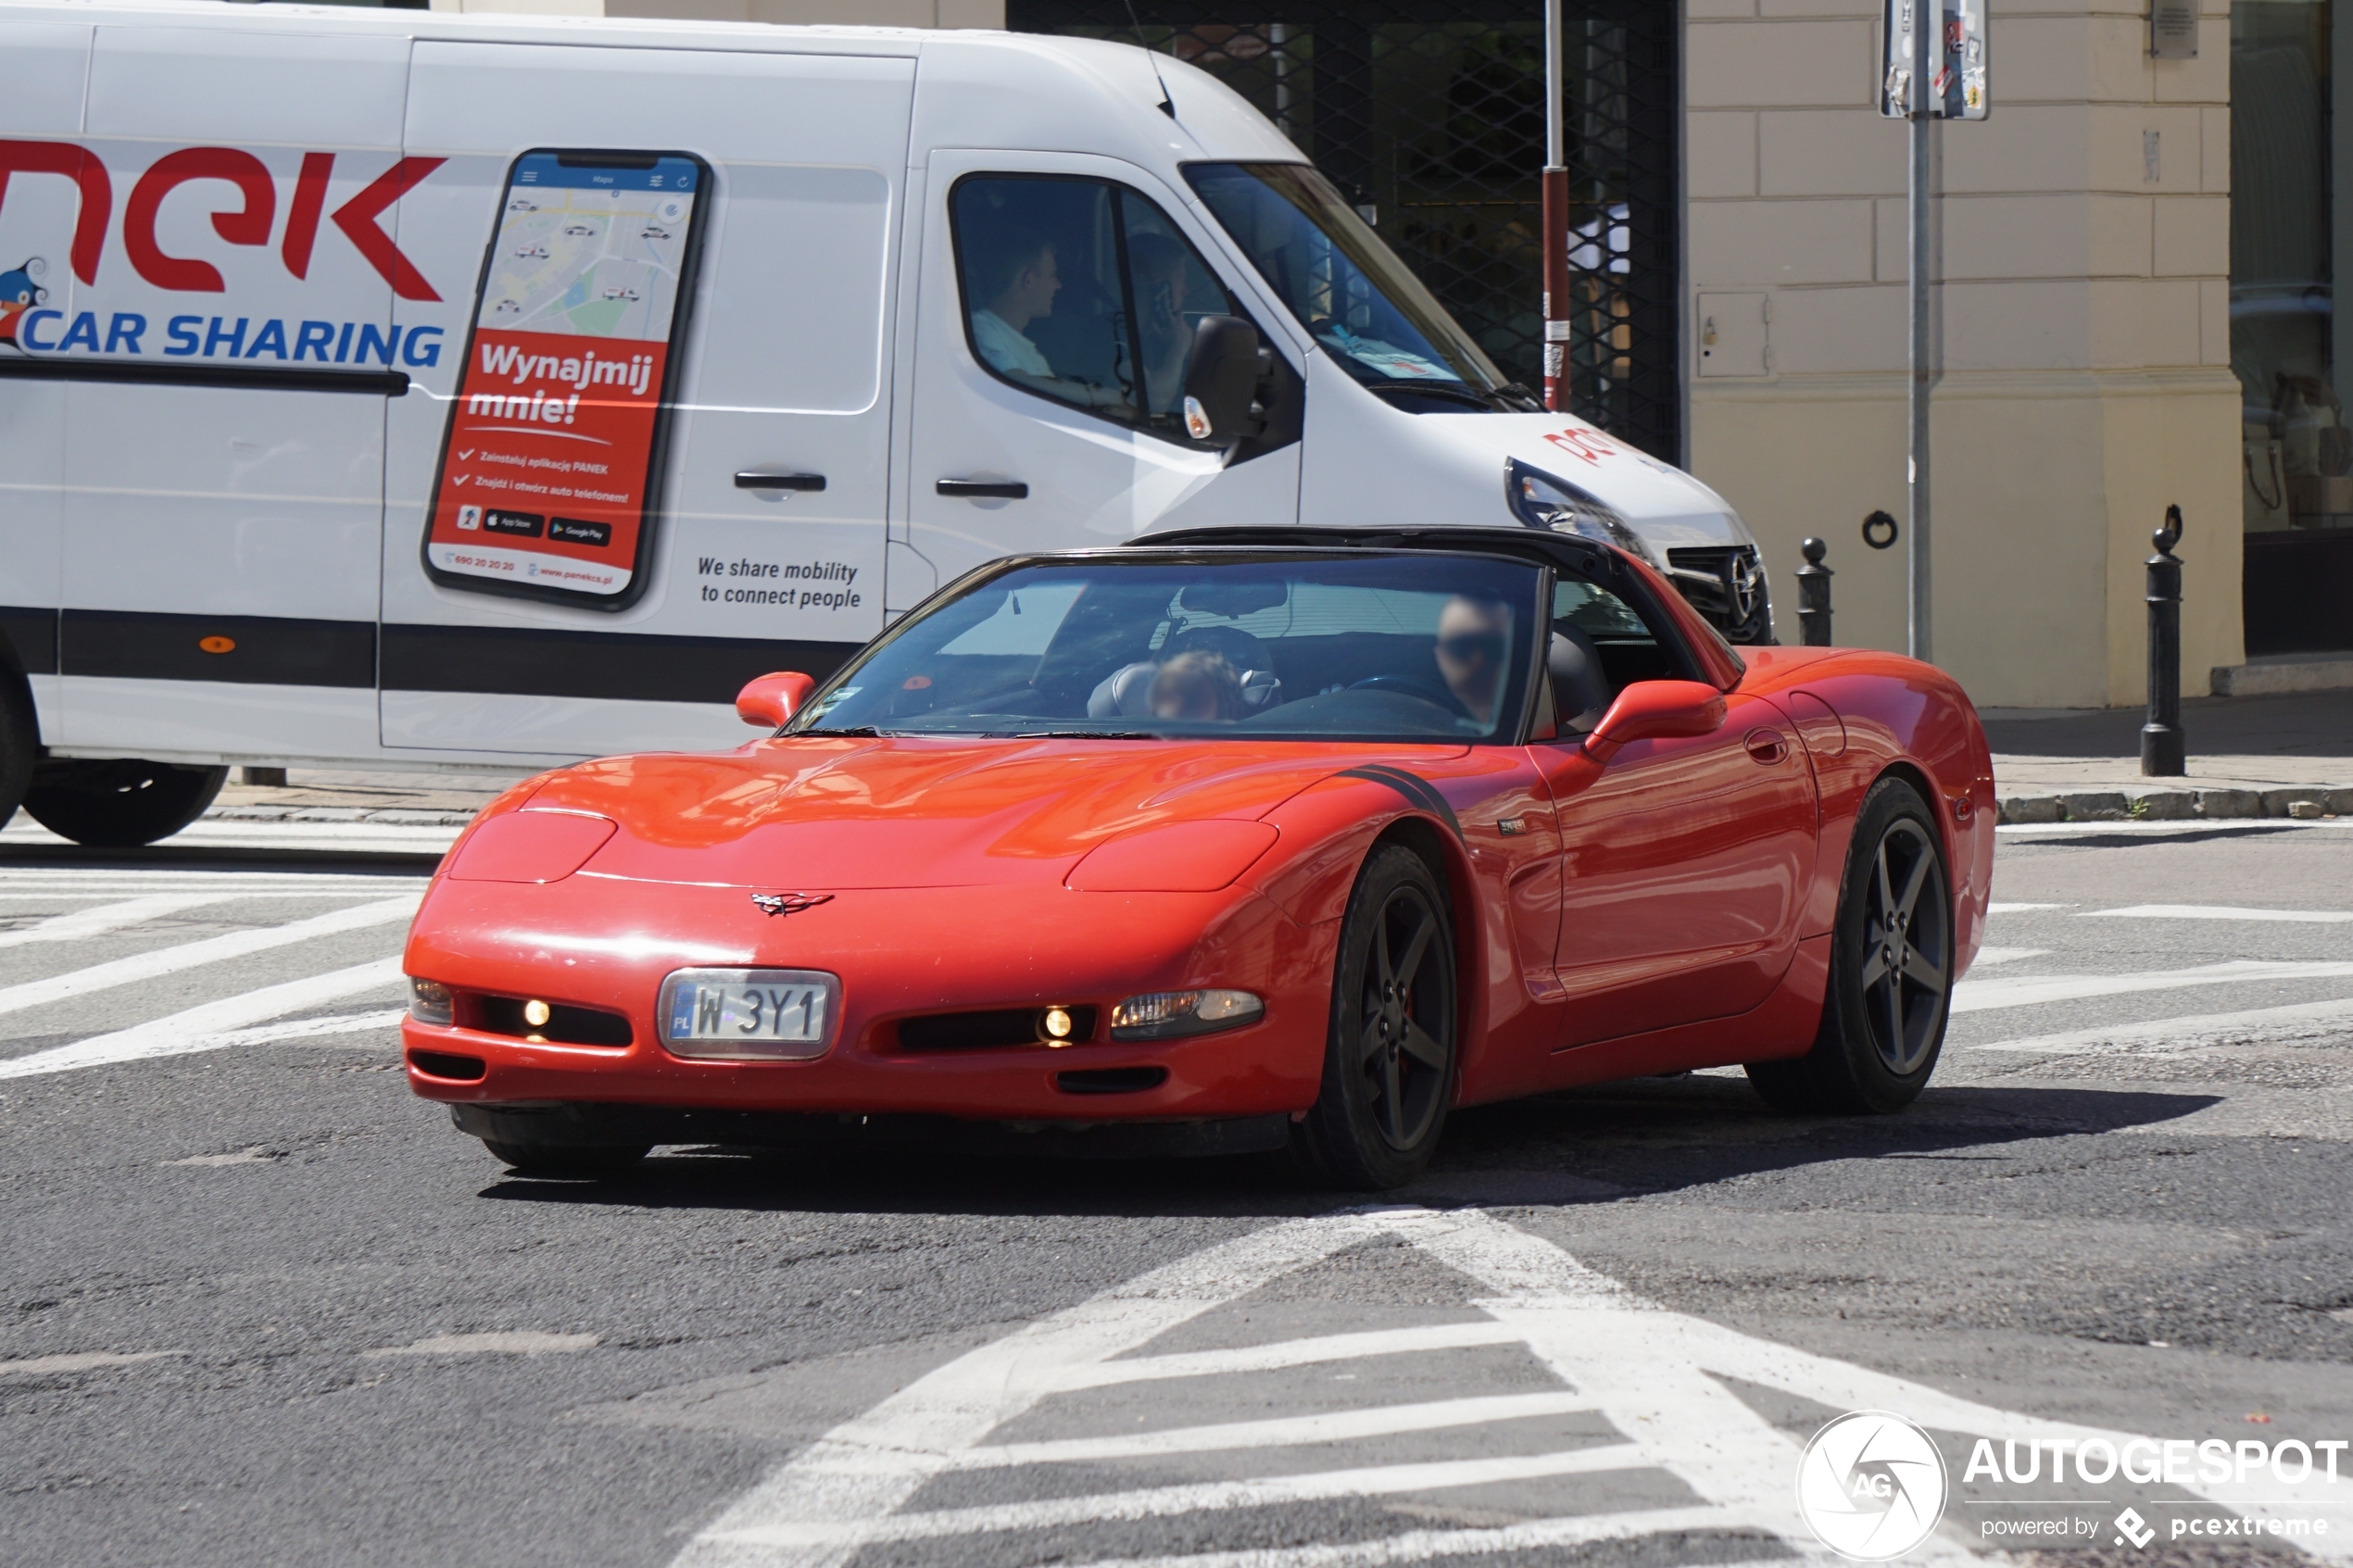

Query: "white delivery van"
left=0, top=0, right=1771, bottom=845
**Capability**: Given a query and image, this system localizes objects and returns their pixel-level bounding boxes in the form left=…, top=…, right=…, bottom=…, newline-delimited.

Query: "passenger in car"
left=1147, top=651, right=1244, bottom=722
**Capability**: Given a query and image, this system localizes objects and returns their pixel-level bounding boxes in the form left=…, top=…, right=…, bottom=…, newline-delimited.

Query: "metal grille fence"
left=1006, top=0, right=1680, bottom=461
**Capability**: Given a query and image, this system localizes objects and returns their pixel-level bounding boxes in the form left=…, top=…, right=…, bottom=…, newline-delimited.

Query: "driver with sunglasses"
left=1432, top=594, right=1513, bottom=727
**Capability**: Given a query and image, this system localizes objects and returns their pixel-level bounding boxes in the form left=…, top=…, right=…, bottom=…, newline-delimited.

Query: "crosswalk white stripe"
left=1041, top=1322, right=1526, bottom=1392
left=0, top=964, right=407, bottom=1079
left=0, top=894, right=235, bottom=948
left=1969, top=997, right=2353, bottom=1056
left=713, top=1444, right=1650, bottom=1549
left=1952, top=960, right=2353, bottom=1014
left=673, top=1209, right=1412, bottom=1568
left=1986, top=902, right=2066, bottom=912
left=952, top=1390, right=1599, bottom=1470
left=0, top=897, right=417, bottom=1019
left=0, top=889, right=411, bottom=899
left=2082, top=903, right=2353, bottom=923
left=1054, top=1523, right=1785, bottom=1568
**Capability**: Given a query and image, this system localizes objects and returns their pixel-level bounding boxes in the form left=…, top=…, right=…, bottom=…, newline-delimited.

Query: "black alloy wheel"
left=1746, top=776, right=1952, bottom=1114
left=481, top=1139, right=650, bottom=1179
left=1292, top=843, right=1458, bottom=1189
left=22, top=759, right=229, bottom=847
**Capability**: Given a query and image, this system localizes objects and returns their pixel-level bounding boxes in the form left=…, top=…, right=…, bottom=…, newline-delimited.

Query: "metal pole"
left=2142, top=506, right=2186, bottom=776
left=1906, top=0, right=1933, bottom=660
left=1542, top=0, right=1570, bottom=412
left=1796, top=537, right=1834, bottom=646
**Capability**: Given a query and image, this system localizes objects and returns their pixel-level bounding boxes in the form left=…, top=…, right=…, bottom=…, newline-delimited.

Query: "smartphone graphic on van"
left=422, top=149, right=710, bottom=608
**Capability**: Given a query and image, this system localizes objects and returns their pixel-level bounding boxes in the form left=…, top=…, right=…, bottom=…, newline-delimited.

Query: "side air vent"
left=1055, top=1067, right=1169, bottom=1096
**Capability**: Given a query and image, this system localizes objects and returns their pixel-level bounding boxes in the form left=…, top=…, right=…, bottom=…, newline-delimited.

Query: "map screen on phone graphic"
left=423, top=151, right=704, bottom=603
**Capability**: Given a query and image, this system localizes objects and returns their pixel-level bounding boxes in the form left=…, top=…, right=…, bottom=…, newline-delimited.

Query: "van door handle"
left=937, top=479, right=1028, bottom=499
left=736, top=470, right=825, bottom=492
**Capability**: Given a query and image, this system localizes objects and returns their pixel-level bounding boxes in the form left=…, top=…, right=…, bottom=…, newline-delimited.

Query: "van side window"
left=950, top=175, right=1236, bottom=441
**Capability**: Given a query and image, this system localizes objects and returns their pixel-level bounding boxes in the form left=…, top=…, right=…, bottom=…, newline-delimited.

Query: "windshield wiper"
left=1011, top=730, right=1161, bottom=740
left=797, top=725, right=887, bottom=737
left=1361, top=378, right=1496, bottom=410
left=1488, top=381, right=1546, bottom=412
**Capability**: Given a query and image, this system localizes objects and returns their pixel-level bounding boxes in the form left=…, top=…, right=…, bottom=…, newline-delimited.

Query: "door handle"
left=1744, top=727, right=1790, bottom=765
left=937, top=479, right=1028, bottom=499
left=735, top=470, right=825, bottom=492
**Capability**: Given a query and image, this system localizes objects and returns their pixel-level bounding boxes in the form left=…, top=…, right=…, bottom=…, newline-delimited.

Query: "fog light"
left=1042, top=1007, right=1076, bottom=1043
left=409, top=977, right=454, bottom=1026
left=1110, top=989, right=1264, bottom=1041
left=522, top=998, right=552, bottom=1027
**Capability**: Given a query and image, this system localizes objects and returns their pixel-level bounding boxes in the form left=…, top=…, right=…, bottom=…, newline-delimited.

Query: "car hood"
left=507, top=735, right=1469, bottom=890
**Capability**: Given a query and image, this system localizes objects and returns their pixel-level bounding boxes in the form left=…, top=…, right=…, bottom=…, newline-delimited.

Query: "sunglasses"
left=1437, top=633, right=1507, bottom=665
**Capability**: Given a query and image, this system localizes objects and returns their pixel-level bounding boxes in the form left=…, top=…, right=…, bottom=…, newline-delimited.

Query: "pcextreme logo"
left=1794, top=1410, right=1952, bottom=1561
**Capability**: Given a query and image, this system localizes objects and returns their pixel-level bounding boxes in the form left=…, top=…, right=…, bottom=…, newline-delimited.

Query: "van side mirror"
left=736, top=671, right=816, bottom=729
left=1582, top=680, right=1726, bottom=763
left=1180, top=316, right=1266, bottom=450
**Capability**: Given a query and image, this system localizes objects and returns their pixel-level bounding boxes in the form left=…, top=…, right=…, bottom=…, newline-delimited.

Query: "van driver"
left=967, top=228, right=1125, bottom=410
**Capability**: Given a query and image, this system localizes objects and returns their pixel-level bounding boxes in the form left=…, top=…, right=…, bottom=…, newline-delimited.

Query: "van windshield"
left=1184, top=163, right=1526, bottom=408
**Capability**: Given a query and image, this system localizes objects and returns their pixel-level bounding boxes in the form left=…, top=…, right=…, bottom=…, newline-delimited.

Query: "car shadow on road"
left=473, top=1073, right=2220, bottom=1220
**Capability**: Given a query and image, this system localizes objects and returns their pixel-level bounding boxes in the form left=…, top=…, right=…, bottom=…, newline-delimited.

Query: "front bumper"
left=400, top=875, right=1331, bottom=1125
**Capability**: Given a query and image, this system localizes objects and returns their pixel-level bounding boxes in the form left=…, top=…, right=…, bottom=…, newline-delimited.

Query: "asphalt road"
left=7, top=820, right=2353, bottom=1568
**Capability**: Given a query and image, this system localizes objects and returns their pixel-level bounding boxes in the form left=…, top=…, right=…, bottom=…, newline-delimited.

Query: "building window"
left=2233, top=0, right=2353, bottom=655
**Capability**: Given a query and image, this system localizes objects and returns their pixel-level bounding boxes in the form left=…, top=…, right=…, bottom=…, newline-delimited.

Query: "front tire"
left=22, top=759, right=228, bottom=847
left=481, top=1139, right=649, bottom=1178
left=0, top=675, right=34, bottom=832
left=1291, top=843, right=1458, bottom=1190
left=1747, top=775, right=1953, bottom=1114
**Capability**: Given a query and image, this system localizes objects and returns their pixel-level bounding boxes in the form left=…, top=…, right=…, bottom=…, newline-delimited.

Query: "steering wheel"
left=1346, top=675, right=1463, bottom=713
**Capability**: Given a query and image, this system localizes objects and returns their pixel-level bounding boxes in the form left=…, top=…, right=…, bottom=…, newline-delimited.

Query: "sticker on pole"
left=1794, top=1410, right=1950, bottom=1561
left=1880, top=0, right=1988, bottom=119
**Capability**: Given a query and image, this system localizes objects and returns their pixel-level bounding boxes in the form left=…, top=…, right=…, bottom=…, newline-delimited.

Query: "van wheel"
left=0, top=677, right=33, bottom=832
left=482, top=1139, right=649, bottom=1179
left=22, top=759, right=229, bottom=847
left=1746, top=776, right=1952, bottom=1114
left=1290, top=843, right=1457, bottom=1191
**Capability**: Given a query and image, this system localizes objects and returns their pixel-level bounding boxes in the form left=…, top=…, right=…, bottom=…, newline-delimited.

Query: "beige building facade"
left=1685, top=0, right=2245, bottom=709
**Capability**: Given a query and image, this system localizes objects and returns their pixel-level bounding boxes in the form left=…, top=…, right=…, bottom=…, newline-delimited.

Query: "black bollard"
left=1795, top=537, right=1833, bottom=646
left=2141, top=505, right=2185, bottom=777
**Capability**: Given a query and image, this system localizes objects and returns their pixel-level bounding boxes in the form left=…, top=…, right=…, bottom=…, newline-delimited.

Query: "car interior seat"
left=1549, top=619, right=1613, bottom=733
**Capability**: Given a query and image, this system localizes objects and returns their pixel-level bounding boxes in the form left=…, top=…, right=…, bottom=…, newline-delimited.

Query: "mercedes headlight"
left=1504, top=458, right=1664, bottom=571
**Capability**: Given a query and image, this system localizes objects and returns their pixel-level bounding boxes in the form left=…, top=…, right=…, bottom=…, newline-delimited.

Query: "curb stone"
left=206, top=806, right=480, bottom=828
left=1994, top=785, right=2352, bottom=826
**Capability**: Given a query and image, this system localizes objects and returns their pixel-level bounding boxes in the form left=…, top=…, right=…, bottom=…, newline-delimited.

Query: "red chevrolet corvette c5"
left=401, top=526, right=1994, bottom=1189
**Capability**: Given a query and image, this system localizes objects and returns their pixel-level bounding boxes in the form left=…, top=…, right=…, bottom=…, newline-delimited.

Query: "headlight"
left=409, top=976, right=455, bottom=1026
left=1504, top=458, right=1665, bottom=571
left=1110, top=989, right=1265, bottom=1041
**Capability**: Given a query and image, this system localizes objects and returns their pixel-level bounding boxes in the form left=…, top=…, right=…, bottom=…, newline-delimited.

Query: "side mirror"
left=736, top=671, right=816, bottom=730
left=1180, top=315, right=1265, bottom=449
left=1583, top=680, right=1726, bottom=763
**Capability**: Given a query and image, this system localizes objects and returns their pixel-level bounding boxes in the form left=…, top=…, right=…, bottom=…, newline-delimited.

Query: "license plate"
left=660, top=968, right=838, bottom=1060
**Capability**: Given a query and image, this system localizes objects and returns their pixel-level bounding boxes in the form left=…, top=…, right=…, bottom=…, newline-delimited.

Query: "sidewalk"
left=208, top=767, right=531, bottom=829
left=1984, top=689, right=2353, bottom=822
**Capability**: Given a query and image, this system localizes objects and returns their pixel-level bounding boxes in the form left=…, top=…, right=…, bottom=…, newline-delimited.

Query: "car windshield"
left=1184, top=163, right=1515, bottom=401
left=789, top=554, right=1543, bottom=743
